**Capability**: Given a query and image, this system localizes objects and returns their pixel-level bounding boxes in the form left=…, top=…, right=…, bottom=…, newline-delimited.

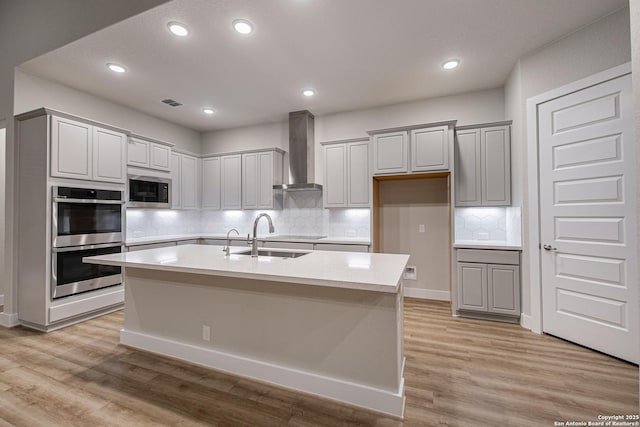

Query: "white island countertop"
left=85, top=244, right=409, bottom=294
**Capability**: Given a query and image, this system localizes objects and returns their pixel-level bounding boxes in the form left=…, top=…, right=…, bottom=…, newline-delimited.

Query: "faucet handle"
left=246, top=234, right=251, bottom=245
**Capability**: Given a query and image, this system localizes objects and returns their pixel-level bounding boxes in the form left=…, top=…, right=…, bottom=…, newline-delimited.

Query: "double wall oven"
left=51, top=186, right=125, bottom=299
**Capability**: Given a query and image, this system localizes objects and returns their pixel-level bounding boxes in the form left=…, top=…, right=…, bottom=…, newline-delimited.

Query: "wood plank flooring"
left=0, top=299, right=636, bottom=426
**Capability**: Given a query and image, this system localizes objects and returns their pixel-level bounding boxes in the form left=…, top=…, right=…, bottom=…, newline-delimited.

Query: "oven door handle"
left=53, top=197, right=125, bottom=205
left=52, top=242, right=123, bottom=253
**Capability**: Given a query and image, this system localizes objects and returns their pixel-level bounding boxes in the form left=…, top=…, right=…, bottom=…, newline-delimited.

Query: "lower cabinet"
left=456, top=249, right=520, bottom=319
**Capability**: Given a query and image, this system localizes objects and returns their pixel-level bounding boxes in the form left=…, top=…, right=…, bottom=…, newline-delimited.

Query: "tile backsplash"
left=454, top=206, right=521, bottom=245
left=127, top=191, right=371, bottom=239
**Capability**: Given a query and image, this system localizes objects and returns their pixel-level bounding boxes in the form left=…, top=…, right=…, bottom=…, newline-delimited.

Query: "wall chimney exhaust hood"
left=273, top=110, right=322, bottom=191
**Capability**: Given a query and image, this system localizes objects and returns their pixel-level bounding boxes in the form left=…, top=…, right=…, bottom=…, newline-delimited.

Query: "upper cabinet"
left=201, top=156, right=221, bottom=210
left=455, top=123, right=511, bottom=206
left=242, top=150, right=283, bottom=210
left=371, top=123, right=453, bottom=176
left=322, top=138, right=370, bottom=208
left=169, top=151, right=199, bottom=210
left=372, top=131, right=408, bottom=175
left=51, top=115, right=126, bottom=183
left=410, top=125, right=449, bottom=172
left=201, top=149, right=283, bottom=211
left=127, top=136, right=172, bottom=171
left=221, top=154, right=242, bottom=210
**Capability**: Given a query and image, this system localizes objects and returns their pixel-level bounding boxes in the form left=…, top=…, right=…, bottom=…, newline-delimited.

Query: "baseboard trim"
left=0, top=312, right=19, bottom=328
left=520, top=314, right=536, bottom=332
left=403, top=288, right=450, bottom=301
left=121, top=329, right=405, bottom=418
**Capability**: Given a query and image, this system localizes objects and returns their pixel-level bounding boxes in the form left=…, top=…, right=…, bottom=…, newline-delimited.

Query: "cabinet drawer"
left=456, top=249, right=519, bottom=265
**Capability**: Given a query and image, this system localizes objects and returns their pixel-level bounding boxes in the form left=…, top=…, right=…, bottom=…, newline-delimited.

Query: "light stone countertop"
left=85, top=244, right=408, bottom=293
left=125, top=233, right=371, bottom=246
left=453, top=240, right=522, bottom=250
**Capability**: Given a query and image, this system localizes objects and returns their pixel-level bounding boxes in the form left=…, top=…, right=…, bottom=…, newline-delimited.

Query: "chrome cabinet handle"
left=543, top=244, right=557, bottom=251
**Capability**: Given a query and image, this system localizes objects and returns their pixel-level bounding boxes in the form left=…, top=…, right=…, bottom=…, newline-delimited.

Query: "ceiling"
left=18, top=0, right=628, bottom=132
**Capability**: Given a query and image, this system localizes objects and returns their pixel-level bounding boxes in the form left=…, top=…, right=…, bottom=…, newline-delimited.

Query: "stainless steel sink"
left=235, top=249, right=310, bottom=258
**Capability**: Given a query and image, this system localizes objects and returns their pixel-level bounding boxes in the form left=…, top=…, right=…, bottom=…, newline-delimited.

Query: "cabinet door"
left=257, top=151, right=275, bottom=209
left=202, top=157, right=221, bottom=209
left=487, top=264, right=520, bottom=316
left=127, top=138, right=149, bottom=167
left=323, top=144, right=348, bottom=207
left=457, top=262, right=488, bottom=312
left=242, top=153, right=258, bottom=209
left=170, top=153, right=181, bottom=208
left=348, top=141, right=370, bottom=206
left=93, top=127, right=126, bottom=183
left=221, top=155, right=242, bottom=209
left=51, top=116, right=92, bottom=180
left=454, top=129, right=482, bottom=206
left=481, top=126, right=511, bottom=206
left=150, top=143, right=171, bottom=171
left=181, top=154, right=198, bottom=209
left=411, top=125, right=449, bottom=172
left=372, top=131, right=408, bottom=174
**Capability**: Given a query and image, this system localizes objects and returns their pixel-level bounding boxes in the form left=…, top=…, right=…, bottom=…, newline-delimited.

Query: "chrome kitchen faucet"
left=251, top=213, right=275, bottom=257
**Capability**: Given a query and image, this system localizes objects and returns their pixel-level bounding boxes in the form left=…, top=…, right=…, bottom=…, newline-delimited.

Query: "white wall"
left=0, top=125, right=5, bottom=279
left=14, top=70, right=201, bottom=154
left=0, top=0, right=167, bottom=324
left=508, top=7, right=631, bottom=319
left=202, top=88, right=505, bottom=185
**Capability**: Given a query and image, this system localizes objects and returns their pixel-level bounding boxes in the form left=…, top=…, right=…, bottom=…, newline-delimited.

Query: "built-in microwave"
left=128, top=176, right=171, bottom=208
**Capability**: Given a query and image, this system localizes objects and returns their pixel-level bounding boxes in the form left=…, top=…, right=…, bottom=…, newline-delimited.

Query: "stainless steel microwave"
left=128, top=176, right=171, bottom=208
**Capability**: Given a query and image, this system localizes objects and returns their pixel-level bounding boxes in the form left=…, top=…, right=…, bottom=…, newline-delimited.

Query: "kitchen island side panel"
left=122, top=267, right=403, bottom=393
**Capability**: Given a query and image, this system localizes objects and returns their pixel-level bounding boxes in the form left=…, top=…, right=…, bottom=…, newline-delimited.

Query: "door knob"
left=543, top=244, right=557, bottom=251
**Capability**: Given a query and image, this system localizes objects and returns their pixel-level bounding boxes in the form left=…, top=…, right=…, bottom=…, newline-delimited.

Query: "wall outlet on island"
left=202, top=325, right=211, bottom=342
left=403, top=266, right=417, bottom=280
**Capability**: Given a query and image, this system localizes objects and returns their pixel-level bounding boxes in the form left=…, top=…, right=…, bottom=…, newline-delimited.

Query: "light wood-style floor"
left=0, top=299, right=636, bottom=426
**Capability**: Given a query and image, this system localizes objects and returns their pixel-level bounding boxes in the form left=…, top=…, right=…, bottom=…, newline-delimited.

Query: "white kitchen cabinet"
left=170, top=153, right=181, bottom=209
left=410, top=125, right=449, bottom=172
left=202, top=156, right=221, bottom=209
left=127, top=138, right=149, bottom=168
left=372, top=131, right=408, bottom=175
left=221, top=154, right=242, bottom=209
left=455, top=123, right=511, bottom=206
left=180, top=154, right=198, bottom=209
left=93, top=127, right=127, bottom=183
left=322, top=138, right=370, bottom=208
left=322, top=143, right=348, bottom=207
left=242, top=150, right=283, bottom=210
left=51, top=115, right=126, bottom=183
left=127, top=137, right=172, bottom=171
left=455, top=248, right=520, bottom=319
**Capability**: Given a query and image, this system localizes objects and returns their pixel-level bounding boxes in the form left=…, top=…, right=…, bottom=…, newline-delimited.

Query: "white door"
left=538, top=73, right=638, bottom=363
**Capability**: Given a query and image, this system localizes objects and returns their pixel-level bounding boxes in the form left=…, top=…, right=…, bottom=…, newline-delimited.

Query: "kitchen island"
left=85, top=244, right=409, bottom=417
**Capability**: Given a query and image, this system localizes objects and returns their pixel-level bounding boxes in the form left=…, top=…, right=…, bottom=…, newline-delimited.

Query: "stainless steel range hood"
left=273, top=110, right=322, bottom=191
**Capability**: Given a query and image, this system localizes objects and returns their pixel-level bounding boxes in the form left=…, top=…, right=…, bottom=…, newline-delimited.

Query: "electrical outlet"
left=403, top=266, right=417, bottom=280
left=418, top=224, right=425, bottom=233
left=478, top=232, right=490, bottom=240
left=202, top=325, right=211, bottom=341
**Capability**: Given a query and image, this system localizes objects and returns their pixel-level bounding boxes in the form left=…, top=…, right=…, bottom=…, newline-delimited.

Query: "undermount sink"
left=235, top=249, right=310, bottom=259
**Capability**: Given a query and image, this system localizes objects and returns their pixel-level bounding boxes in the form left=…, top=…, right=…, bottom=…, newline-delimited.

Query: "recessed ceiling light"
left=107, top=63, right=127, bottom=73
left=202, top=108, right=215, bottom=115
left=232, top=19, right=254, bottom=35
left=442, top=59, right=461, bottom=70
left=302, top=88, right=316, bottom=97
left=167, top=21, right=189, bottom=37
